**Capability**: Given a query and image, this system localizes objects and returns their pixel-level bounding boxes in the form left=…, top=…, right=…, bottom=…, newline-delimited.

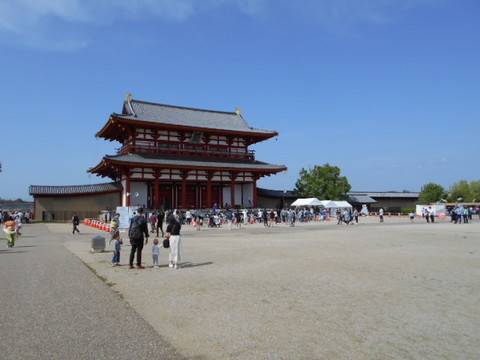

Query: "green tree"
left=470, top=181, right=480, bottom=202
left=417, top=183, right=447, bottom=204
left=449, top=180, right=480, bottom=202
left=294, top=163, right=351, bottom=200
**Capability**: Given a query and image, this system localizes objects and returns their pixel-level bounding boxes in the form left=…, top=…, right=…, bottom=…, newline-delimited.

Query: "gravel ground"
left=61, top=215, right=480, bottom=360
left=0, top=223, right=183, bottom=360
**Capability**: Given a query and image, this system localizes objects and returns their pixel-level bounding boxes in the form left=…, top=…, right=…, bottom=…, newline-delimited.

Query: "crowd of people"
left=418, top=205, right=479, bottom=224
left=143, top=207, right=346, bottom=231
left=106, top=206, right=347, bottom=270
left=447, top=205, right=478, bottom=224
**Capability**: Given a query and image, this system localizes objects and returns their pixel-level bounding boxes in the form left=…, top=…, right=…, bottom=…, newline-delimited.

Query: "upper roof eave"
left=110, top=113, right=278, bottom=137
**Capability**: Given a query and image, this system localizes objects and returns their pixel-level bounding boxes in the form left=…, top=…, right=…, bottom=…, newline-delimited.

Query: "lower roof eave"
left=89, top=156, right=287, bottom=175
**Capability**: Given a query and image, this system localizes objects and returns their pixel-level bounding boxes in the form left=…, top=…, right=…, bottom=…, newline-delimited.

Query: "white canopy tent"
left=328, top=201, right=353, bottom=209
left=319, top=200, right=334, bottom=208
left=322, top=200, right=353, bottom=216
left=291, top=198, right=324, bottom=207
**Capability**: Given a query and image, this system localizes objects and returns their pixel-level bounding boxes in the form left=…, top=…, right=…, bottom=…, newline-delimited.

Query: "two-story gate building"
left=89, top=96, right=287, bottom=209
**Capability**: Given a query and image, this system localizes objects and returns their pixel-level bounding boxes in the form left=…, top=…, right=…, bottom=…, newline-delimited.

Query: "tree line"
left=293, top=163, right=479, bottom=205
left=418, top=181, right=480, bottom=204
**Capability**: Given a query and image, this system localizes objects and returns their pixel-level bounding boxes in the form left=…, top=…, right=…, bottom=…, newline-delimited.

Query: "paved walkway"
left=0, top=223, right=183, bottom=360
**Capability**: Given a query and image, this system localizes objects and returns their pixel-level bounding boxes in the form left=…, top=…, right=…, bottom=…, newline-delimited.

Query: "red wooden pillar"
left=154, top=178, right=160, bottom=209
left=230, top=172, right=237, bottom=207
left=252, top=175, right=258, bottom=208
left=206, top=171, right=213, bottom=209
left=181, top=171, right=188, bottom=208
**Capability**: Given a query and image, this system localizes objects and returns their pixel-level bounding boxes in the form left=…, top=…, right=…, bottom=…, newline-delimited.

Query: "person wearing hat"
left=128, top=208, right=149, bottom=269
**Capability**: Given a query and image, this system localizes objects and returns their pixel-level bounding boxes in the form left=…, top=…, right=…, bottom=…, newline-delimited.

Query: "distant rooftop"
left=29, top=182, right=122, bottom=196
left=348, top=191, right=420, bottom=198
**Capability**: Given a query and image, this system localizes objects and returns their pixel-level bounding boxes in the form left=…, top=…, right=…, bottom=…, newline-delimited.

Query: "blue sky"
left=1, top=0, right=479, bottom=200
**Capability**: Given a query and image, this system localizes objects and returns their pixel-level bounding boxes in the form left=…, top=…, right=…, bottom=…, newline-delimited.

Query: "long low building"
left=30, top=183, right=420, bottom=222
left=29, top=182, right=123, bottom=221
left=257, top=189, right=420, bottom=212
left=348, top=191, right=420, bottom=212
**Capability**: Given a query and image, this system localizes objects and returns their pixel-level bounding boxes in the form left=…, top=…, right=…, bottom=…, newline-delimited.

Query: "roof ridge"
left=30, top=182, right=120, bottom=188
left=130, top=99, right=238, bottom=116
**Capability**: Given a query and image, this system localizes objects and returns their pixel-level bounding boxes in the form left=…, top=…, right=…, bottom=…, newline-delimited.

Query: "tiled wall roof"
left=29, top=182, right=122, bottom=196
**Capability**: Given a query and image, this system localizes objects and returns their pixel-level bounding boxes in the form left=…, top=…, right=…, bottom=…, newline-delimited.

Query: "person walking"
left=409, top=211, right=415, bottom=223
left=235, top=209, right=242, bottom=229
left=166, top=216, right=182, bottom=269
left=262, top=209, right=269, bottom=227
left=343, top=209, right=351, bottom=225
left=3, top=216, right=18, bottom=248
left=225, top=209, right=233, bottom=230
left=456, top=206, right=463, bottom=224
left=379, top=208, right=384, bottom=223
left=428, top=206, right=435, bottom=223
left=149, top=212, right=157, bottom=233
left=128, top=208, right=149, bottom=269
left=463, top=207, right=469, bottom=224
left=185, top=210, right=192, bottom=225
left=156, top=210, right=165, bottom=237
left=194, top=213, right=203, bottom=231
left=72, top=213, right=80, bottom=234
left=423, top=208, right=430, bottom=223
left=353, top=209, right=359, bottom=224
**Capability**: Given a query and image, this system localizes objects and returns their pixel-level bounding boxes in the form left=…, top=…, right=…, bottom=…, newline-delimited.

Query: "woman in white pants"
left=166, top=216, right=182, bottom=269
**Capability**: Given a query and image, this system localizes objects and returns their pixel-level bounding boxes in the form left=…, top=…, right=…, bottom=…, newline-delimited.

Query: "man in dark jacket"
left=128, top=208, right=149, bottom=269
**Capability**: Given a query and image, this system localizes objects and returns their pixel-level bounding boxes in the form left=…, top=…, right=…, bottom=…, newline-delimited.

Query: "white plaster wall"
left=130, top=182, right=148, bottom=207
left=223, top=183, right=253, bottom=207
left=240, top=183, right=254, bottom=207
left=222, top=186, right=231, bottom=207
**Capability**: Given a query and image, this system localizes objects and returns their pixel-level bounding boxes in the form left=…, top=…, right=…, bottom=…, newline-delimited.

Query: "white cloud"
left=0, top=0, right=86, bottom=33
left=0, top=0, right=200, bottom=49
left=0, top=0, right=446, bottom=50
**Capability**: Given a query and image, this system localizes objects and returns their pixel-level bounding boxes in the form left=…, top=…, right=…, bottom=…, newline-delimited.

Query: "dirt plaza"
left=59, top=216, right=479, bottom=360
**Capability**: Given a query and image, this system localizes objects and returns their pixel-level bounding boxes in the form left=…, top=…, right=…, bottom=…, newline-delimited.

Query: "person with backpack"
left=128, top=208, right=149, bottom=269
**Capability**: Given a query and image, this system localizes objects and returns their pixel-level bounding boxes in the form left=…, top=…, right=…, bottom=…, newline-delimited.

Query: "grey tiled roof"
left=102, top=153, right=287, bottom=171
left=29, top=182, right=122, bottom=195
left=114, top=100, right=277, bottom=135
left=348, top=195, right=377, bottom=203
left=348, top=191, right=420, bottom=199
left=257, top=188, right=297, bottom=198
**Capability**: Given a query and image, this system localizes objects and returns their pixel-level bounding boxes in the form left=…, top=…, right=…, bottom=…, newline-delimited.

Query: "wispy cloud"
left=284, top=0, right=447, bottom=33
left=0, top=0, right=445, bottom=50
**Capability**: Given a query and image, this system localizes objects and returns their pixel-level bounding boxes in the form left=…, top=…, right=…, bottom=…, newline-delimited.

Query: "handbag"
left=163, top=238, right=170, bottom=248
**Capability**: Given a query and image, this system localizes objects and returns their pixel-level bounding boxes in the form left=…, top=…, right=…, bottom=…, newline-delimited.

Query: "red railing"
left=116, top=144, right=255, bottom=160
